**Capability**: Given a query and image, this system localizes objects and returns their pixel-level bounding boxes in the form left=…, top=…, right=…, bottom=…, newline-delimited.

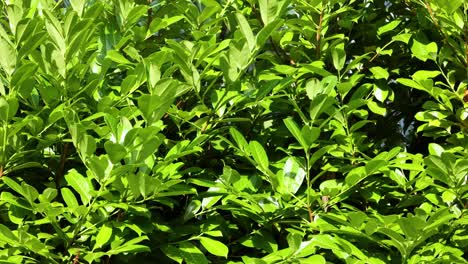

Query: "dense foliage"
left=0, top=0, right=467, bottom=263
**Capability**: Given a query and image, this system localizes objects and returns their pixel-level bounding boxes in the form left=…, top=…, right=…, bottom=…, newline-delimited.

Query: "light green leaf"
left=377, top=20, right=401, bottom=36
left=70, top=0, right=85, bottom=16
left=411, top=39, right=438, bottom=62
left=435, top=0, right=463, bottom=14
left=61, top=187, right=78, bottom=208
left=282, top=157, right=306, bottom=194
left=305, top=78, right=321, bottom=100
left=259, top=0, right=278, bottom=25
left=107, top=50, right=131, bottom=64
left=332, top=43, right=346, bottom=71
left=300, top=255, right=326, bottom=264
left=87, top=155, right=112, bottom=181
left=283, top=118, right=308, bottom=150
left=441, top=190, right=456, bottom=203
left=287, top=233, right=302, bottom=252
left=104, top=142, right=127, bottom=164
left=249, top=141, right=269, bottom=170
left=138, top=91, right=176, bottom=125
left=94, top=224, right=113, bottom=250
left=388, top=170, right=407, bottom=187
left=235, top=13, right=255, bottom=51
left=392, top=33, right=412, bottom=44
left=199, top=237, right=228, bottom=257
left=256, top=19, right=283, bottom=48
left=367, top=100, right=387, bottom=116
left=0, top=37, right=16, bottom=76
left=64, top=169, right=92, bottom=205
left=366, top=159, right=388, bottom=175
left=229, top=127, right=249, bottom=153
left=310, top=94, right=335, bottom=122
left=179, top=241, right=209, bottom=264
left=162, top=245, right=183, bottom=264
left=301, top=125, right=320, bottom=146
left=0, top=224, right=18, bottom=245
left=2, top=177, right=27, bottom=202
left=370, top=66, right=389, bottom=80
left=428, top=143, right=444, bottom=156
left=147, top=16, right=184, bottom=38
left=374, top=85, right=389, bottom=103
left=397, top=78, right=425, bottom=90
left=412, top=70, right=441, bottom=82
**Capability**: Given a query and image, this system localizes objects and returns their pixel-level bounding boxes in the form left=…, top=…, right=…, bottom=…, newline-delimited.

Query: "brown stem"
left=316, top=9, right=324, bottom=59
left=72, top=250, right=80, bottom=264
left=147, top=0, right=153, bottom=30
left=56, top=143, right=70, bottom=190
left=465, top=23, right=468, bottom=66
left=307, top=207, right=314, bottom=222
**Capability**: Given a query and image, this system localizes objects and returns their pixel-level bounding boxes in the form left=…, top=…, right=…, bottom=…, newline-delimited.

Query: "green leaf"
left=61, top=187, right=79, bottom=208
left=287, top=232, right=302, bottom=252
left=373, top=85, right=389, bottom=103
left=259, top=0, right=278, bottom=25
left=345, top=166, right=366, bottom=187
left=0, top=37, right=16, bottom=76
left=64, top=169, right=92, bottom=205
left=300, top=255, right=326, bottom=264
left=377, top=20, right=401, bottom=36
left=392, top=33, right=412, bottom=44
left=301, top=125, right=320, bottom=146
left=147, top=16, right=184, bottom=38
left=94, top=224, right=113, bottom=250
left=332, top=43, right=346, bottom=71
left=107, top=50, right=131, bottom=64
left=87, top=155, right=112, bottom=181
left=0, top=97, right=18, bottom=122
left=397, top=78, right=425, bottom=90
left=368, top=100, right=387, bottom=116
left=229, top=127, right=249, bottom=153
left=282, top=157, right=306, bottom=194
left=283, top=118, right=308, bottom=150
left=179, top=242, right=209, bottom=264
left=138, top=91, right=176, bottom=125
left=370, top=66, right=389, bottom=80
left=0, top=224, right=18, bottom=245
left=377, top=228, right=406, bottom=257
left=256, top=19, right=283, bottom=48
left=199, top=236, right=228, bottom=257
left=428, top=143, right=444, bottom=156
left=235, top=13, right=255, bottom=51
left=249, top=141, right=269, bottom=170
left=412, top=70, right=441, bottom=81
left=305, top=78, right=321, bottom=100
left=365, top=159, right=388, bottom=175
left=310, top=94, right=335, bottom=122
left=124, top=5, right=149, bottom=28
left=436, top=0, right=463, bottom=14
left=104, top=142, right=127, bottom=164
left=69, top=0, right=85, bottom=16
left=411, top=39, right=438, bottom=62
left=2, top=177, right=38, bottom=205
left=388, top=170, right=407, bottom=187
left=162, top=245, right=184, bottom=264
left=183, top=200, right=201, bottom=222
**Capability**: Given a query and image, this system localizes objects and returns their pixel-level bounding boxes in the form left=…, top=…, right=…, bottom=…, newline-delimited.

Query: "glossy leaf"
left=199, top=236, right=228, bottom=257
